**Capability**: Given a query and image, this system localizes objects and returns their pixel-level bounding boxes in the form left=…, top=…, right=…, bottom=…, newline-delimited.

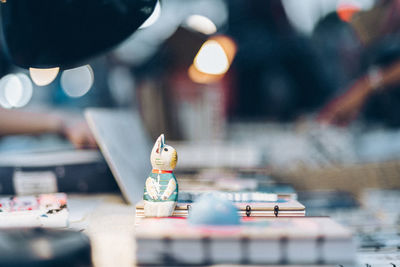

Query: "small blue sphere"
left=188, top=193, right=240, bottom=225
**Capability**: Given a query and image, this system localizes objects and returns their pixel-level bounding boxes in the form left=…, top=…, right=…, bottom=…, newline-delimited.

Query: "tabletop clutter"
left=3, top=133, right=396, bottom=266
left=134, top=134, right=356, bottom=266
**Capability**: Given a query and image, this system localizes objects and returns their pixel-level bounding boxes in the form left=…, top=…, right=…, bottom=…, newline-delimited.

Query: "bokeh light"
left=0, top=75, right=16, bottom=108
left=189, top=35, right=237, bottom=84
left=29, top=67, right=59, bottom=86
left=61, top=65, right=94, bottom=98
left=139, top=0, right=161, bottom=29
left=194, top=40, right=229, bottom=75
left=14, top=73, right=33, bottom=108
left=188, top=64, right=223, bottom=84
left=0, top=73, right=33, bottom=109
left=337, top=2, right=361, bottom=22
left=211, top=35, right=237, bottom=64
left=185, top=15, right=217, bottom=35
left=3, top=75, right=22, bottom=107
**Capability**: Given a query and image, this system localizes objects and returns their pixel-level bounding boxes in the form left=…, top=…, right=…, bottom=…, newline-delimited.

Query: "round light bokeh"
left=0, top=75, right=14, bottom=108
left=29, top=67, right=59, bottom=86
left=61, top=65, right=94, bottom=98
left=4, top=75, right=23, bottom=107
left=14, top=74, right=33, bottom=108
left=194, top=40, right=229, bottom=75
left=186, top=15, right=217, bottom=35
left=0, top=73, right=33, bottom=109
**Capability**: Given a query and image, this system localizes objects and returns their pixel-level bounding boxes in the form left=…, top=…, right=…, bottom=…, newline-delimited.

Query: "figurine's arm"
left=145, top=177, right=159, bottom=200
left=161, top=179, right=176, bottom=200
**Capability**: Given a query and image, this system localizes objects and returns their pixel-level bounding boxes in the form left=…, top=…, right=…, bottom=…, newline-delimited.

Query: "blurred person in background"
left=0, top=108, right=97, bottom=149
left=227, top=0, right=400, bottom=128
left=227, top=0, right=332, bottom=122
left=317, top=0, right=400, bottom=127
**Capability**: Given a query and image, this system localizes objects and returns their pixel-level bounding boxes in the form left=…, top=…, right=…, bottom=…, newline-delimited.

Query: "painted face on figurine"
left=150, top=134, right=178, bottom=171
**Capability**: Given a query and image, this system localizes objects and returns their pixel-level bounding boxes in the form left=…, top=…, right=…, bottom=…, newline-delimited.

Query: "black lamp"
left=0, top=0, right=157, bottom=69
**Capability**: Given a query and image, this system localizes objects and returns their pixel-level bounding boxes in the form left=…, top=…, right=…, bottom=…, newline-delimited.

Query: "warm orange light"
left=188, top=64, right=224, bottom=84
left=211, top=35, right=237, bottom=64
left=189, top=35, right=236, bottom=84
left=337, top=4, right=360, bottom=22
left=194, top=40, right=229, bottom=75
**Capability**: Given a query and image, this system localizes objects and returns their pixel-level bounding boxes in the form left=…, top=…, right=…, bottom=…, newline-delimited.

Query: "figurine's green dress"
left=143, top=172, right=178, bottom=202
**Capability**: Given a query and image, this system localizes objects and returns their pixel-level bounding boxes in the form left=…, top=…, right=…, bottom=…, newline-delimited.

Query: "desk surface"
left=69, top=194, right=400, bottom=267
left=68, top=194, right=135, bottom=267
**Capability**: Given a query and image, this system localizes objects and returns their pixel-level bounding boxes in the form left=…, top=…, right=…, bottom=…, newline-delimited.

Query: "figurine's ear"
left=160, top=134, right=165, bottom=148
left=154, top=134, right=164, bottom=154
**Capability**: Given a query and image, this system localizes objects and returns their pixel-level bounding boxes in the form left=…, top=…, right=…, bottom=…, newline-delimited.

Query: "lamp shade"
left=0, top=0, right=157, bottom=69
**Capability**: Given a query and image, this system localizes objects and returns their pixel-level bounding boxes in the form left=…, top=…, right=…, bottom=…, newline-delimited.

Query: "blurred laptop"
left=85, top=108, right=151, bottom=204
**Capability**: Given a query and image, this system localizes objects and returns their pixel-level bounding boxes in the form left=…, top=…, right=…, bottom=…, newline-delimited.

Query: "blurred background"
left=0, top=0, right=400, bottom=263
left=3, top=0, right=400, bottom=175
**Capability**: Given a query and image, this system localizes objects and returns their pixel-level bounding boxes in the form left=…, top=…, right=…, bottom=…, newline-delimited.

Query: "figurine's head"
left=150, top=134, right=178, bottom=171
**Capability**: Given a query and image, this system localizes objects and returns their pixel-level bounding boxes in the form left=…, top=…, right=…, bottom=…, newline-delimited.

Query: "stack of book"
left=135, top=217, right=355, bottom=265
left=135, top=191, right=305, bottom=218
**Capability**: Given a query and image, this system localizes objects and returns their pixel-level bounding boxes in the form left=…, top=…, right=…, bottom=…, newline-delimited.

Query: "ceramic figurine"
left=143, top=134, right=178, bottom=217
